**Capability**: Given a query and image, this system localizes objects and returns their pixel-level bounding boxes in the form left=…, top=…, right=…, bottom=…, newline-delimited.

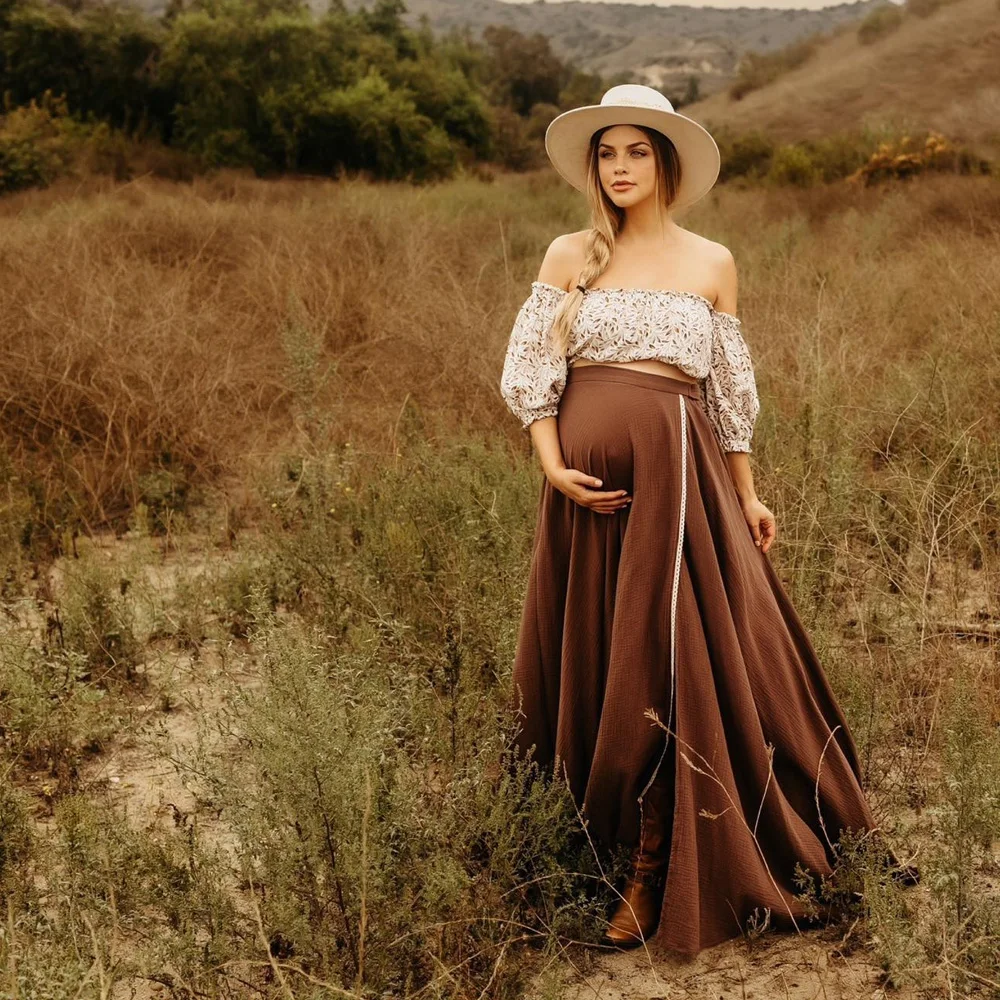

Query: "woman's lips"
left=612, top=182, right=634, bottom=190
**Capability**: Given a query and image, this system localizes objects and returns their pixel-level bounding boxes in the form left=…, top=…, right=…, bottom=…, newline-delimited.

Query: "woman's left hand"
left=740, top=497, right=776, bottom=553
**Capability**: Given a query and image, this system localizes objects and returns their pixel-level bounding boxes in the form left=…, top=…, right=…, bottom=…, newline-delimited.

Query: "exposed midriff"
left=570, top=358, right=700, bottom=384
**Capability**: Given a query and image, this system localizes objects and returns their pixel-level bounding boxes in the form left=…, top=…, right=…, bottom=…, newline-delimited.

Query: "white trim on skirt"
left=636, top=392, right=687, bottom=829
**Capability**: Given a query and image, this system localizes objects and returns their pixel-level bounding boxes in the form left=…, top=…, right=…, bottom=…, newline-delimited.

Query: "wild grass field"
left=1, top=165, right=1000, bottom=998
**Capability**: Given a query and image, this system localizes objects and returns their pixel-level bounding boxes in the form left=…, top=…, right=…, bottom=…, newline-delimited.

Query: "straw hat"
left=544, top=84, right=721, bottom=212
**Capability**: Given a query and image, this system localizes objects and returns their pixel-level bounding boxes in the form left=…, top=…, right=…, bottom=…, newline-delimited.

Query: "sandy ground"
left=522, top=932, right=912, bottom=999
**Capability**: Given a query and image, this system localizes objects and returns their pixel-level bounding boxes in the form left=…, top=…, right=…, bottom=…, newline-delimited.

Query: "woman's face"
left=596, top=124, right=657, bottom=206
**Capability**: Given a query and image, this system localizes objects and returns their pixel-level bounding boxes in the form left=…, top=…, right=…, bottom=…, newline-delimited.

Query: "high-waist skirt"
left=507, top=363, right=880, bottom=956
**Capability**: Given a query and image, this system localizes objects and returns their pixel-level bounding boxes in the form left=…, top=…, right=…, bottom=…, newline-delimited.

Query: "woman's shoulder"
left=535, top=230, right=590, bottom=291
left=676, top=229, right=737, bottom=313
left=678, top=227, right=733, bottom=265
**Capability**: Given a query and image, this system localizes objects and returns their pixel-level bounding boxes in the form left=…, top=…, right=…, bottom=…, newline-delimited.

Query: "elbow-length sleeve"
left=499, top=283, right=568, bottom=429
left=700, top=309, right=760, bottom=453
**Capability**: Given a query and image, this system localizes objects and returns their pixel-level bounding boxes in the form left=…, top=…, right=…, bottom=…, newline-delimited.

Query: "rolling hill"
left=683, top=0, right=1000, bottom=156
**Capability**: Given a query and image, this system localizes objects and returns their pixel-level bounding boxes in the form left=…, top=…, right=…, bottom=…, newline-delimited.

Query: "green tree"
left=0, top=0, right=168, bottom=136
left=358, top=0, right=416, bottom=58
left=292, top=70, right=455, bottom=181
left=557, top=68, right=604, bottom=111
left=384, top=56, right=491, bottom=157
left=158, top=1, right=325, bottom=168
left=482, top=24, right=562, bottom=116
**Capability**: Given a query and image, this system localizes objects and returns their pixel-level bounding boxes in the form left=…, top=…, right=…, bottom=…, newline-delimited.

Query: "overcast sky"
left=499, top=0, right=897, bottom=9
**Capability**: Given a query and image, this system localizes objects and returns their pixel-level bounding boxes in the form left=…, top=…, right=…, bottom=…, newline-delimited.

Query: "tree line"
left=0, top=0, right=612, bottom=181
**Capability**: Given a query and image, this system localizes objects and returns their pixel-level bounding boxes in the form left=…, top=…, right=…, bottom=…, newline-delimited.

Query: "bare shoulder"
left=536, top=230, right=590, bottom=290
left=683, top=231, right=737, bottom=311
left=681, top=229, right=734, bottom=270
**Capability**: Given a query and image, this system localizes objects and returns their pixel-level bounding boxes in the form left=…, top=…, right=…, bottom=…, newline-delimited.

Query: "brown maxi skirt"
left=507, top=363, right=881, bottom=956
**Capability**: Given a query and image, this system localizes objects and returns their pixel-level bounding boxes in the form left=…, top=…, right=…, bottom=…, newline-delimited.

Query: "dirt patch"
left=530, top=929, right=911, bottom=998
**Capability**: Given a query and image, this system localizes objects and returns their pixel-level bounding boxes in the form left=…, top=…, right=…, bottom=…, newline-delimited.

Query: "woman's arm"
left=529, top=415, right=566, bottom=479
left=712, top=246, right=757, bottom=510
left=530, top=237, right=575, bottom=480
left=712, top=247, right=775, bottom=552
left=525, top=238, right=631, bottom=515
left=724, top=452, right=758, bottom=507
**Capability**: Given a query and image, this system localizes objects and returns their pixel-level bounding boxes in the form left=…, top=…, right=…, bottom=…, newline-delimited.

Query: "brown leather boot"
left=602, top=766, right=674, bottom=949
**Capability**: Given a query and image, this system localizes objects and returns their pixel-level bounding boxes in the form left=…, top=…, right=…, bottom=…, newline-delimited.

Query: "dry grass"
left=0, top=168, right=570, bottom=539
left=2, top=165, right=999, bottom=542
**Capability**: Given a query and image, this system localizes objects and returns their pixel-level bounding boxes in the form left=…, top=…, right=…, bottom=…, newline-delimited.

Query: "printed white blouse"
left=500, top=280, right=761, bottom=453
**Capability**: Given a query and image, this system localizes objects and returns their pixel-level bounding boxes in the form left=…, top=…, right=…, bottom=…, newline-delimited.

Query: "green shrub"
left=801, top=131, right=876, bottom=181
left=729, top=36, right=818, bottom=101
left=713, top=125, right=992, bottom=189
left=488, top=102, right=542, bottom=171
left=59, top=554, right=142, bottom=684
left=209, top=552, right=281, bottom=639
left=0, top=793, right=247, bottom=992
left=167, top=435, right=614, bottom=989
left=858, top=4, right=905, bottom=43
left=934, top=672, right=1000, bottom=942
left=0, top=628, right=114, bottom=796
left=0, top=0, right=165, bottom=132
left=715, top=126, right=776, bottom=181
left=847, top=130, right=994, bottom=185
left=201, top=608, right=607, bottom=994
left=135, top=467, right=194, bottom=537
left=0, top=783, right=33, bottom=896
left=0, top=90, right=143, bottom=194
left=847, top=663, right=1000, bottom=992
left=0, top=93, right=75, bottom=193
left=156, top=4, right=480, bottom=179
left=0, top=0, right=504, bottom=183
left=768, top=144, right=819, bottom=187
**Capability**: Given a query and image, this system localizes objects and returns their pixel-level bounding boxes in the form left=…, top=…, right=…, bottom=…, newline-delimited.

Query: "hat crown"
left=599, top=84, right=675, bottom=114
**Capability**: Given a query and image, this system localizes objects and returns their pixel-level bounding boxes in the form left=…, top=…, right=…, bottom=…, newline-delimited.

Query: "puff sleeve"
left=700, top=309, right=760, bottom=453
left=499, top=282, right=568, bottom=429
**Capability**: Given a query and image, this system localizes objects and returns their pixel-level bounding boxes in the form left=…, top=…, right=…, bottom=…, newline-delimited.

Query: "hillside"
left=684, top=0, right=1000, bottom=155
left=344, top=0, right=885, bottom=99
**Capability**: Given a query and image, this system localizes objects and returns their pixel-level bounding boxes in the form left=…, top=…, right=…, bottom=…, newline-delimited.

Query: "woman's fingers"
left=565, top=473, right=632, bottom=512
left=566, top=471, right=632, bottom=506
left=588, top=500, right=631, bottom=513
left=588, top=489, right=630, bottom=500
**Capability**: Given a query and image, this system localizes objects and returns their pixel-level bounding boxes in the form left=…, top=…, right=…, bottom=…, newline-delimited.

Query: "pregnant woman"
left=499, top=84, right=918, bottom=954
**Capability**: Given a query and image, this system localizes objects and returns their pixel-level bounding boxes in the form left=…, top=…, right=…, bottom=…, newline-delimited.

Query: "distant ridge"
left=342, top=0, right=884, bottom=98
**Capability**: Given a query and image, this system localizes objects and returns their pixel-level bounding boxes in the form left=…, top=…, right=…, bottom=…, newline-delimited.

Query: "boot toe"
left=601, top=925, right=646, bottom=949
left=602, top=879, right=664, bottom=949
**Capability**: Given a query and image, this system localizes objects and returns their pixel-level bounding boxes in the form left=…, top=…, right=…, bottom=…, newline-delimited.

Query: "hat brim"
left=544, top=105, right=721, bottom=212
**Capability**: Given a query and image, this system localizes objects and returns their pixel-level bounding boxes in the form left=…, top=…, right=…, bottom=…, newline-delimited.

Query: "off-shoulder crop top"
left=499, top=280, right=761, bottom=453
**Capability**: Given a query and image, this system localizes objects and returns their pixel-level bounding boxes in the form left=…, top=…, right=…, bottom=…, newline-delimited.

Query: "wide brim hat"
left=544, top=84, right=721, bottom=213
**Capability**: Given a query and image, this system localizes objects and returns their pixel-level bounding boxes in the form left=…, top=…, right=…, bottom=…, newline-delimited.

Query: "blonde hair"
left=546, top=125, right=682, bottom=356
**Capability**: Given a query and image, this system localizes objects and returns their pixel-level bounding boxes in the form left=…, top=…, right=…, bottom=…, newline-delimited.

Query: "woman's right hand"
left=547, top=468, right=632, bottom=514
